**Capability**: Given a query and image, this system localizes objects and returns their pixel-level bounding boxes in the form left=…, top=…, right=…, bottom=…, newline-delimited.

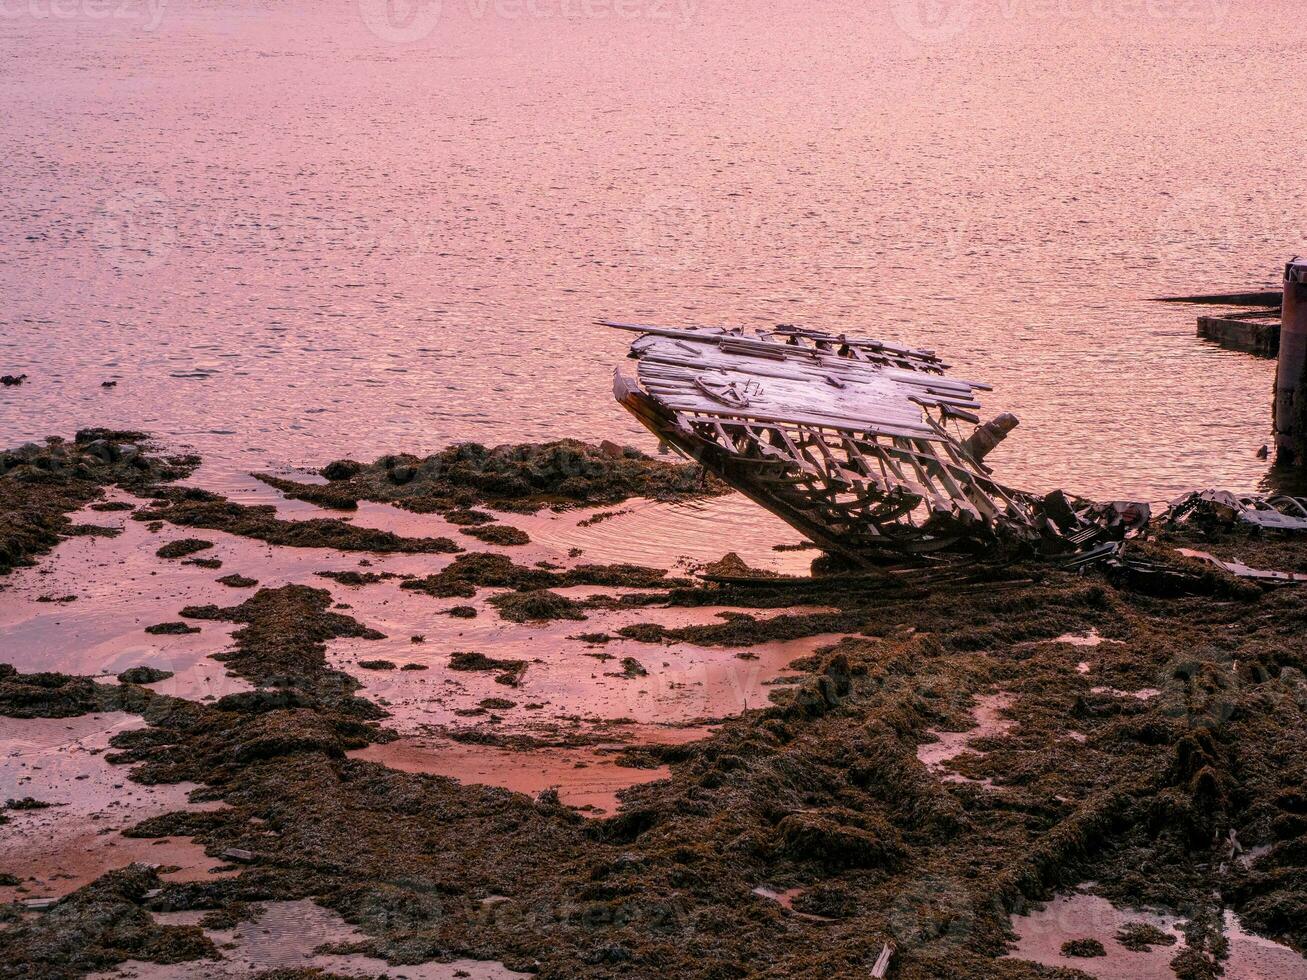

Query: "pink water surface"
left=2, top=0, right=1304, bottom=506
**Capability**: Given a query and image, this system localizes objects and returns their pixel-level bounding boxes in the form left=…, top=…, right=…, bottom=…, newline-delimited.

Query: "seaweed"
left=488, top=589, right=588, bottom=623
left=461, top=524, right=532, bottom=546
left=135, top=489, right=462, bottom=555
left=117, top=666, right=175, bottom=684
left=0, top=431, right=196, bottom=576
left=401, top=552, right=680, bottom=599
left=156, top=538, right=213, bottom=560
left=0, top=865, right=217, bottom=979
left=260, top=440, right=722, bottom=515
left=6, top=440, right=1307, bottom=979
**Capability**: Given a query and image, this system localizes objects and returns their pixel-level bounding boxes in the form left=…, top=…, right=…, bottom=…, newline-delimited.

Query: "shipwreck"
left=605, top=320, right=1150, bottom=565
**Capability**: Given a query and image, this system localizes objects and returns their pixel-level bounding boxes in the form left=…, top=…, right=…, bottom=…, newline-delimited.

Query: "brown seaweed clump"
left=448, top=651, right=528, bottom=687
left=255, top=439, right=721, bottom=515
left=134, top=488, right=462, bottom=556
left=0, top=865, right=217, bottom=979
left=155, top=538, right=214, bottom=560
left=0, top=430, right=197, bottom=575
left=179, top=585, right=388, bottom=714
left=400, top=551, right=681, bottom=599
left=460, top=523, right=532, bottom=546
left=1061, top=938, right=1106, bottom=958
left=488, top=589, right=587, bottom=623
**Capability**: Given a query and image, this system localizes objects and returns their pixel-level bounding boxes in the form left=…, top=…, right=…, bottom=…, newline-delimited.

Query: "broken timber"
left=605, top=320, right=1060, bottom=561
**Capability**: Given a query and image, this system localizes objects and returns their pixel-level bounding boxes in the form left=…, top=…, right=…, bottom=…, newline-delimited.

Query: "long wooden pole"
left=1274, top=259, right=1307, bottom=465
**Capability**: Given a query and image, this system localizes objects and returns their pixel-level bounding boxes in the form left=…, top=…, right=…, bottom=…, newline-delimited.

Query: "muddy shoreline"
left=2, top=432, right=1306, bottom=979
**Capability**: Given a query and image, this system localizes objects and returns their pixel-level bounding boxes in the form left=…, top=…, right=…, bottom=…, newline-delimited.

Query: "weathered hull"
left=608, top=321, right=1047, bottom=562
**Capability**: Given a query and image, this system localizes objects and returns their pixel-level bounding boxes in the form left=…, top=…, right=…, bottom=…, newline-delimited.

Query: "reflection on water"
left=2, top=1, right=1304, bottom=509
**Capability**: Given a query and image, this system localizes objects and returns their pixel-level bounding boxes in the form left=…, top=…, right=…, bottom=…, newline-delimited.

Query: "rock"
left=1, top=374, right=27, bottom=386
left=320, top=459, right=363, bottom=481
left=101, top=380, right=118, bottom=388
left=358, top=660, right=397, bottom=670
left=117, top=666, right=175, bottom=684
left=598, top=440, right=624, bottom=459
left=20, top=897, right=58, bottom=911
left=80, top=439, right=117, bottom=463
left=221, top=848, right=256, bottom=863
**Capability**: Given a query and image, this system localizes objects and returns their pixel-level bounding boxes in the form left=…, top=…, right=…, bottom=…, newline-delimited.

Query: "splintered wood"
left=606, top=320, right=1042, bottom=560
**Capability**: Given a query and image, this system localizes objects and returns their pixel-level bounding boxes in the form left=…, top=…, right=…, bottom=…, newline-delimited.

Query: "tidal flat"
left=2, top=432, right=1306, bottom=979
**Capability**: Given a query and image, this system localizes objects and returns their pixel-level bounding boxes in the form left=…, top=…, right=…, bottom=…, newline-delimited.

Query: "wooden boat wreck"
left=606, top=320, right=1131, bottom=564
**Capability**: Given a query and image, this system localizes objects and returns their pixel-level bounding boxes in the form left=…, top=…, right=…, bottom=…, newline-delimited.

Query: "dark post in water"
left=1275, top=258, right=1307, bottom=465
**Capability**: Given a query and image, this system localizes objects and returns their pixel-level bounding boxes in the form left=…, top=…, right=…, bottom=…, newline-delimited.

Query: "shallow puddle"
left=916, top=692, right=1015, bottom=787
left=350, top=735, right=681, bottom=816
left=1005, top=890, right=1307, bottom=980
left=0, top=713, right=231, bottom=900
left=87, top=898, right=528, bottom=979
left=327, top=583, right=844, bottom=733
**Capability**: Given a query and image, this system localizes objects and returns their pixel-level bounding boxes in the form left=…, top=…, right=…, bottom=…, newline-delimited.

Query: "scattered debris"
left=1166, top=490, right=1307, bottom=533
left=1177, top=548, right=1307, bottom=585
left=870, top=942, right=894, bottom=978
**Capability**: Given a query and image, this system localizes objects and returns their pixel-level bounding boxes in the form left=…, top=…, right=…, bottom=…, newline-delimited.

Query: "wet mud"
left=3, top=434, right=1307, bottom=979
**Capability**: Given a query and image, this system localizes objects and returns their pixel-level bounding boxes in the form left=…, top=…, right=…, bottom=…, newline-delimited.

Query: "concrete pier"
left=1197, top=313, right=1280, bottom=357
left=1274, top=259, right=1307, bottom=465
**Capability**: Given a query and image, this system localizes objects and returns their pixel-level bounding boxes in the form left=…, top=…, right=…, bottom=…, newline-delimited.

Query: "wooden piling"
left=1274, top=259, right=1307, bottom=465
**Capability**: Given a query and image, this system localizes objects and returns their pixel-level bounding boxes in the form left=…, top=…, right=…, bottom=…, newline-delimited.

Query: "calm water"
left=2, top=0, right=1303, bottom=503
